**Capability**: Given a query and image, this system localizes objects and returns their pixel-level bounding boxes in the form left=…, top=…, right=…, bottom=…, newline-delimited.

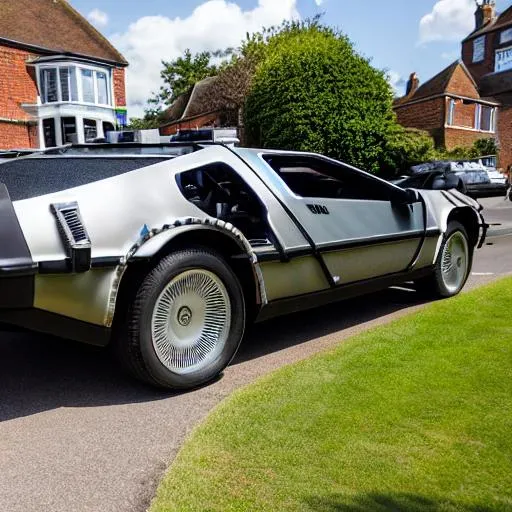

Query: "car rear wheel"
left=415, top=221, right=472, bottom=298
left=114, top=249, right=245, bottom=389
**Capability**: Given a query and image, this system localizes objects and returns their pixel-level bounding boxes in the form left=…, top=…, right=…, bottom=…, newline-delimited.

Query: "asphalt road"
left=479, top=194, right=512, bottom=235
left=1, top=235, right=511, bottom=512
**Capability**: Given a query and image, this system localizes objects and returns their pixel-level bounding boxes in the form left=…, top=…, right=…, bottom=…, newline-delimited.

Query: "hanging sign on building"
left=496, top=46, right=512, bottom=72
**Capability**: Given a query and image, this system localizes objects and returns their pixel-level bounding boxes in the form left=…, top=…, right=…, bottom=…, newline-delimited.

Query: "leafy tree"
left=381, top=127, right=436, bottom=176
left=157, top=49, right=219, bottom=105
left=471, top=137, right=498, bottom=157
left=244, top=21, right=396, bottom=173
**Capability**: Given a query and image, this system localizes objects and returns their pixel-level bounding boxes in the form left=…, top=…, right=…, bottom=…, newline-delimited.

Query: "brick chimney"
left=406, top=72, right=419, bottom=96
left=475, top=0, right=496, bottom=30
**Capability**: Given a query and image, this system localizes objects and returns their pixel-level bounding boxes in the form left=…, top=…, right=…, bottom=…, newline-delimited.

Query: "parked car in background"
left=0, top=143, right=486, bottom=389
left=394, top=160, right=505, bottom=197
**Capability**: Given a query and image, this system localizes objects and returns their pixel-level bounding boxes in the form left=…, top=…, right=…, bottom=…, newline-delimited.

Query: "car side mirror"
left=393, top=188, right=418, bottom=205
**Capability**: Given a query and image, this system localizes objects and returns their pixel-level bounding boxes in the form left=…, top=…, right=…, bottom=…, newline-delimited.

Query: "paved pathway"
left=0, top=236, right=511, bottom=512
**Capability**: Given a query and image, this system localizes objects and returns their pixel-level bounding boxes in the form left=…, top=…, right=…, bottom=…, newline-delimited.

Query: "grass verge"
left=151, top=278, right=512, bottom=512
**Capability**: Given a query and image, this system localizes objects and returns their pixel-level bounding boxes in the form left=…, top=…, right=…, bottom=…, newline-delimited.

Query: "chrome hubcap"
left=441, top=231, right=469, bottom=293
left=151, top=269, right=231, bottom=375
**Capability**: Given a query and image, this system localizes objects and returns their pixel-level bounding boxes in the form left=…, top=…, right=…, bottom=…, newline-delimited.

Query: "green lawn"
left=150, top=278, right=512, bottom=512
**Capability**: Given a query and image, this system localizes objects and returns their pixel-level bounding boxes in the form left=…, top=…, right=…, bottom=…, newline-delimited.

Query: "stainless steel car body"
left=0, top=144, right=486, bottom=343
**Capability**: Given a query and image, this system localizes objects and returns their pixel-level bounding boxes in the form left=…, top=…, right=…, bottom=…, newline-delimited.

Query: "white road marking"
left=472, top=272, right=495, bottom=276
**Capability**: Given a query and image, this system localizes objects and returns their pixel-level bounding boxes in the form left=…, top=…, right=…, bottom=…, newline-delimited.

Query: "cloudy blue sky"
left=69, top=0, right=511, bottom=117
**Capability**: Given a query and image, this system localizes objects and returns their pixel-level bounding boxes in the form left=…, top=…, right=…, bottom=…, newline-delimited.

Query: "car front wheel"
left=115, top=248, right=245, bottom=389
left=416, top=221, right=472, bottom=298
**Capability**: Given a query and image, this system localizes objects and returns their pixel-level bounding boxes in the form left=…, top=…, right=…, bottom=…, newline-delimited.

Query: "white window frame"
left=445, top=98, right=496, bottom=133
left=37, top=62, right=112, bottom=107
left=478, top=105, right=496, bottom=133
left=447, top=99, right=456, bottom=126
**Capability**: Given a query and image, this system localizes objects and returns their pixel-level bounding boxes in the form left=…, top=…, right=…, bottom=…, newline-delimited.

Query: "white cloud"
left=314, top=0, right=323, bottom=5
left=419, top=0, right=474, bottom=44
left=387, top=71, right=406, bottom=96
left=111, top=0, right=300, bottom=118
left=87, top=8, right=109, bottom=27
left=441, top=50, right=460, bottom=61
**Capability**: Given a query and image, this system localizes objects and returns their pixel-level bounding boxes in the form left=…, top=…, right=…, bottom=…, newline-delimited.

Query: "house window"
left=83, top=119, right=98, bottom=142
left=97, top=72, right=109, bottom=105
left=473, top=36, right=486, bottom=63
left=43, top=118, right=56, bottom=147
left=447, top=99, right=456, bottom=126
left=501, top=28, right=512, bottom=45
left=480, top=106, right=495, bottom=132
left=81, top=69, right=95, bottom=103
left=59, top=67, right=78, bottom=102
left=475, top=104, right=495, bottom=132
left=39, top=65, right=112, bottom=105
left=61, top=117, right=77, bottom=144
left=41, top=68, right=58, bottom=103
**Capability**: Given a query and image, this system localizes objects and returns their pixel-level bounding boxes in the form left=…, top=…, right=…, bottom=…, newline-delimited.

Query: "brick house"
left=395, top=0, right=512, bottom=170
left=0, top=0, right=127, bottom=150
left=160, top=76, right=237, bottom=137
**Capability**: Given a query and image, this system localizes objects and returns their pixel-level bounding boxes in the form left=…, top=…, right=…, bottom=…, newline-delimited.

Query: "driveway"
left=1, top=236, right=511, bottom=512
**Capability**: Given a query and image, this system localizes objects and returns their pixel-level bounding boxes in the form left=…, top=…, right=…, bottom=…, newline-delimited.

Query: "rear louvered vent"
left=51, top=202, right=91, bottom=273
left=61, top=208, right=88, bottom=244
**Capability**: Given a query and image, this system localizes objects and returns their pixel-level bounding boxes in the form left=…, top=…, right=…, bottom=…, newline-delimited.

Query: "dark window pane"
left=41, top=68, right=58, bottom=103
left=83, top=119, right=97, bottom=141
left=61, top=117, right=77, bottom=144
left=60, top=68, right=69, bottom=101
left=264, top=156, right=392, bottom=201
left=43, top=118, right=56, bottom=147
left=480, top=106, right=493, bottom=132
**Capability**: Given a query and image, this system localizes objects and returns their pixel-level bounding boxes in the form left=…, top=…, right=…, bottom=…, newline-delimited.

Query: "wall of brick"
left=446, top=65, right=480, bottom=98
left=496, top=104, right=512, bottom=170
left=394, top=97, right=445, bottom=145
left=0, top=120, right=38, bottom=149
left=0, top=45, right=38, bottom=121
left=462, top=33, right=497, bottom=83
left=160, top=112, right=224, bottom=136
left=444, top=126, right=488, bottom=151
left=113, top=67, right=126, bottom=108
left=452, top=99, right=477, bottom=128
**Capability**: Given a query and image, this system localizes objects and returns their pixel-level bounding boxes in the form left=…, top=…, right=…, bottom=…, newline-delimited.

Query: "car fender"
left=417, top=189, right=485, bottom=265
left=105, top=217, right=267, bottom=327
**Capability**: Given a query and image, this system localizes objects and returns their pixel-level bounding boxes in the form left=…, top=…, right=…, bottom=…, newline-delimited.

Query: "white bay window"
left=39, top=64, right=112, bottom=106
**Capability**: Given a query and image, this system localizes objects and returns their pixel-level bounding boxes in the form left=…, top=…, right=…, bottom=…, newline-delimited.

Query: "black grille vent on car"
left=61, top=208, right=88, bottom=244
left=51, top=202, right=91, bottom=273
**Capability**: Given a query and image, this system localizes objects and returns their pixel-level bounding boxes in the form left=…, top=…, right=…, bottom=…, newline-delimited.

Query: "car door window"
left=263, top=155, right=394, bottom=201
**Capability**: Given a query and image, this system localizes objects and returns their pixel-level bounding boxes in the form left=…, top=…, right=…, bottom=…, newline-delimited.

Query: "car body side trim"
left=254, top=230, right=440, bottom=264
left=256, top=265, right=434, bottom=322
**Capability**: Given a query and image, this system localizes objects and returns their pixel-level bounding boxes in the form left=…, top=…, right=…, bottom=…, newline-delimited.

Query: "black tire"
left=415, top=221, right=472, bottom=298
left=113, top=248, right=245, bottom=389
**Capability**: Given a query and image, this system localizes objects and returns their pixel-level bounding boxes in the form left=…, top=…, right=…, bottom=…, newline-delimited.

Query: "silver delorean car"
left=0, top=143, right=486, bottom=389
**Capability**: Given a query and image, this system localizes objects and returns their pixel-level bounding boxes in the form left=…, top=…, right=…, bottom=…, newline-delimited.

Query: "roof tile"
left=0, top=0, right=126, bottom=65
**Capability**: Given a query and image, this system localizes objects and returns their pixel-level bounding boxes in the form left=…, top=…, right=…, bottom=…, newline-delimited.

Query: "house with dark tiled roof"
left=159, top=76, right=237, bottom=137
left=395, top=0, right=512, bottom=170
left=0, top=0, right=128, bottom=149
